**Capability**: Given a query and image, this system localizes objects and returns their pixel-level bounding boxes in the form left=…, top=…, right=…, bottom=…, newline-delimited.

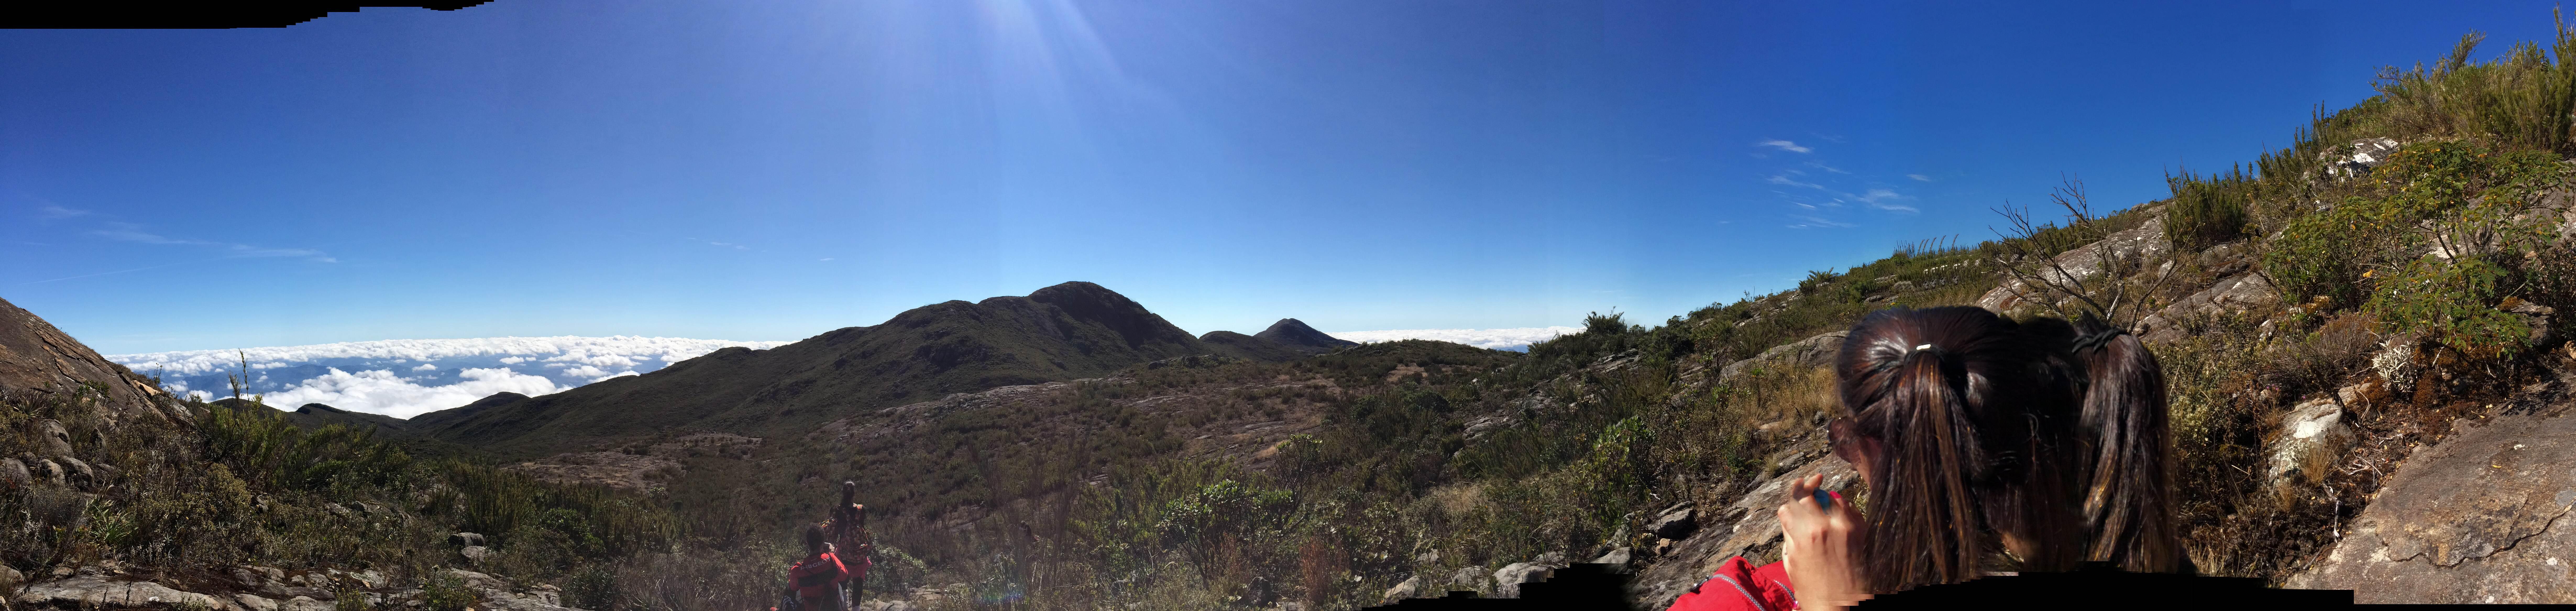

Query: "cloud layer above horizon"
left=1326, top=327, right=1580, bottom=351
left=110, top=336, right=793, bottom=418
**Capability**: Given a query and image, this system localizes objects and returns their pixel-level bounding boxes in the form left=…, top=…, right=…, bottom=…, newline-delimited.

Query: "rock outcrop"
left=2284, top=402, right=2576, bottom=603
left=15, top=575, right=225, bottom=610
left=1716, top=331, right=1847, bottom=384
left=1976, top=217, right=2171, bottom=315
left=0, top=296, right=181, bottom=424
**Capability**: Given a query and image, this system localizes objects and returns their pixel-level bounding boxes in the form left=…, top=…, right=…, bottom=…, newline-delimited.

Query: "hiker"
left=786, top=523, right=851, bottom=611
left=1668, top=306, right=2187, bottom=611
left=826, top=480, right=874, bottom=606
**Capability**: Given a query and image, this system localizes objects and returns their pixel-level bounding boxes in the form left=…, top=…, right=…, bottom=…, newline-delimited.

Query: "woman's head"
left=1829, top=306, right=2179, bottom=591
left=841, top=480, right=857, bottom=504
left=804, top=523, right=828, bottom=553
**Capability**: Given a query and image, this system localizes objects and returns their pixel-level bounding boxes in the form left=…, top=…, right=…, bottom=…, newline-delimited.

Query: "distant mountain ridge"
left=408, top=281, right=1347, bottom=459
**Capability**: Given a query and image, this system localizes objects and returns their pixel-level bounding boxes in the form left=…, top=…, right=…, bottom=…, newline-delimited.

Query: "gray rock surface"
left=14, top=575, right=225, bottom=610
left=233, top=593, right=279, bottom=611
left=1446, top=565, right=1488, bottom=593
left=2135, top=273, right=2282, bottom=345
left=1, top=457, right=28, bottom=488
left=1976, top=217, right=2171, bottom=314
left=2266, top=398, right=2353, bottom=489
left=449, top=532, right=487, bottom=548
left=1491, top=552, right=1568, bottom=599
left=1380, top=575, right=1423, bottom=602
left=0, top=296, right=179, bottom=425
left=32, top=420, right=72, bottom=458
left=1589, top=547, right=1635, bottom=571
left=2321, top=137, right=2402, bottom=179
left=2284, top=406, right=2576, bottom=603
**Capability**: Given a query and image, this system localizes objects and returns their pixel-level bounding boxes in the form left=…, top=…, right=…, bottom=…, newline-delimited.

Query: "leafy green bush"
left=420, top=571, right=473, bottom=611
left=2367, top=256, right=2530, bottom=359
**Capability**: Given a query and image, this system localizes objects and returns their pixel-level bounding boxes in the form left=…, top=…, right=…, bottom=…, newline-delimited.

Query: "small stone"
left=459, top=545, right=489, bottom=566
left=448, top=532, right=486, bottom=548
left=1381, top=576, right=1423, bottom=602
left=236, top=593, right=281, bottom=611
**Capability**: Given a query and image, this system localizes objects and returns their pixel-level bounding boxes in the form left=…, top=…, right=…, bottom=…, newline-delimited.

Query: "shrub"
left=2165, top=166, right=2253, bottom=250
left=2367, top=256, right=2530, bottom=359
left=420, top=571, right=473, bottom=611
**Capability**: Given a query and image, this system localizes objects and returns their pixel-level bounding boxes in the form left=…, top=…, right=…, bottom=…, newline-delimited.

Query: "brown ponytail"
left=1834, top=306, right=2086, bottom=592
left=1832, top=306, right=2187, bottom=594
left=2070, top=316, right=2185, bottom=573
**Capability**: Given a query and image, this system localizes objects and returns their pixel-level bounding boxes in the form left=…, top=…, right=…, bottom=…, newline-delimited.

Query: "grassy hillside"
left=6, top=16, right=2576, bottom=611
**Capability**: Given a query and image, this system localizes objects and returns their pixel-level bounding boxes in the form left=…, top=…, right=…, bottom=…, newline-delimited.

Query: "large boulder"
left=31, top=420, right=72, bottom=458
left=2283, top=406, right=2576, bottom=603
left=0, top=297, right=179, bottom=424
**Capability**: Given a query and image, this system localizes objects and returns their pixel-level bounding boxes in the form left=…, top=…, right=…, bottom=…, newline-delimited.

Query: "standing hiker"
left=827, top=480, right=874, bottom=606
left=786, top=523, right=850, bottom=611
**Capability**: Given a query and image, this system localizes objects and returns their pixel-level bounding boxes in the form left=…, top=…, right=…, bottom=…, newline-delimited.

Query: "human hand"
left=1779, top=472, right=1869, bottom=610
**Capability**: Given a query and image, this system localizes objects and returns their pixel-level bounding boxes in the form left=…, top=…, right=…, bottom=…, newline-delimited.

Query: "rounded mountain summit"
left=404, top=281, right=1376, bottom=459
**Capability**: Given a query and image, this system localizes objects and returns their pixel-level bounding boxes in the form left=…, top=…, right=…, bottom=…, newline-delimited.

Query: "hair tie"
left=1914, top=343, right=1934, bottom=351
left=2072, top=327, right=2128, bottom=353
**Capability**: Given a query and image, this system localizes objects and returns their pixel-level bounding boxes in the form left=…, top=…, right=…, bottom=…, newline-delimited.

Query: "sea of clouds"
left=109, top=336, right=794, bottom=418
left=108, top=329, right=1570, bottom=419
left=1325, top=327, right=1580, bottom=351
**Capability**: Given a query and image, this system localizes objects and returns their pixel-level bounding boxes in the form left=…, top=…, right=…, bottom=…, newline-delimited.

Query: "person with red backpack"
left=826, top=481, right=874, bottom=606
left=784, top=523, right=850, bottom=611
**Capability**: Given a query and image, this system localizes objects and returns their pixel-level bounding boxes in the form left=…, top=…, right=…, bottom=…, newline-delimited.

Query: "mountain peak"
left=1256, top=318, right=1359, bottom=352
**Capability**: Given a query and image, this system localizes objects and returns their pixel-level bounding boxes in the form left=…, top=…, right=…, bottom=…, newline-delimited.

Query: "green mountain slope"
left=413, top=281, right=1275, bottom=459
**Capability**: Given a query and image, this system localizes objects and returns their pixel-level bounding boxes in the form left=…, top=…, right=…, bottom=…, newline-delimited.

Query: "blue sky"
left=5, top=0, right=2570, bottom=354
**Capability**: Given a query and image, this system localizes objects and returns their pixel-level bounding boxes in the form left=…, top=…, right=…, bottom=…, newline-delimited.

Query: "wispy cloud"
left=1807, top=161, right=1851, bottom=174
left=1908, top=174, right=1933, bottom=182
left=1858, top=188, right=1918, bottom=213
left=1756, top=140, right=1813, bottom=154
left=35, top=203, right=89, bottom=219
left=1767, top=175, right=1825, bottom=190
left=818, top=258, right=835, bottom=261
left=91, top=223, right=335, bottom=262
left=1786, top=215, right=1857, bottom=229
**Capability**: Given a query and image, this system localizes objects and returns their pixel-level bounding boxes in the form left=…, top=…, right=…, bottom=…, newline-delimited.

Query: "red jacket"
left=1667, top=555, right=1798, bottom=611
left=789, top=552, right=849, bottom=600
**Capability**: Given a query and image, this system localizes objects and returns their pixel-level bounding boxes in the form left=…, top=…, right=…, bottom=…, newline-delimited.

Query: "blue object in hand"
left=1814, top=489, right=1835, bottom=511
